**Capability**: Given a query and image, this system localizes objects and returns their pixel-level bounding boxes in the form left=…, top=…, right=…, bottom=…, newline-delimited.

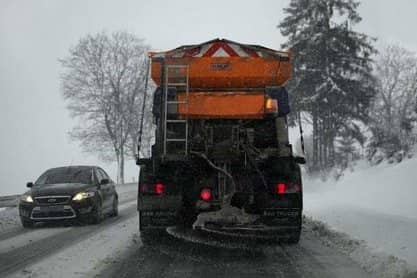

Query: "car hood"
left=29, top=183, right=95, bottom=197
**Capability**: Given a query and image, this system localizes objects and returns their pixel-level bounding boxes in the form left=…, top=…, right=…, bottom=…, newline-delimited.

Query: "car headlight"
left=21, top=195, right=34, bottom=203
left=72, top=192, right=95, bottom=201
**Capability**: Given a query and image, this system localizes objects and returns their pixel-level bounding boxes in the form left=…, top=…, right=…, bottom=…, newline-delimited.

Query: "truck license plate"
left=263, top=210, right=299, bottom=217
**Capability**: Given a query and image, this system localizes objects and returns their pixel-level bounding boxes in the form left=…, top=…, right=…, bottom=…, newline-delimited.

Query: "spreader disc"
left=166, top=226, right=274, bottom=250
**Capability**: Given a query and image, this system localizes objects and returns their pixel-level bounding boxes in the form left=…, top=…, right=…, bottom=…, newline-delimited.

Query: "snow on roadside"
left=304, top=216, right=417, bottom=278
left=303, top=157, right=417, bottom=276
left=0, top=207, right=20, bottom=233
left=115, top=183, right=137, bottom=194
left=0, top=226, right=71, bottom=254
left=304, top=158, right=417, bottom=220
left=305, top=203, right=417, bottom=269
left=10, top=201, right=139, bottom=278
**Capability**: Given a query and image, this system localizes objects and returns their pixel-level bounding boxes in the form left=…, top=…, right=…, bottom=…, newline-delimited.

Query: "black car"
left=19, top=166, right=118, bottom=228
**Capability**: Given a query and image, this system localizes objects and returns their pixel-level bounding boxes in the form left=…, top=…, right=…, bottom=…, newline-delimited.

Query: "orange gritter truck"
left=136, top=39, right=305, bottom=246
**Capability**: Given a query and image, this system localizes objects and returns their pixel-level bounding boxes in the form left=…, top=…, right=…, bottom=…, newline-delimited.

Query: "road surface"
left=0, top=185, right=375, bottom=278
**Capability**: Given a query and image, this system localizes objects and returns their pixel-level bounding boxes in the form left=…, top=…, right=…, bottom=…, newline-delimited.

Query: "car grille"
left=35, top=196, right=71, bottom=205
left=31, top=205, right=76, bottom=220
left=32, top=210, right=75, bottom=219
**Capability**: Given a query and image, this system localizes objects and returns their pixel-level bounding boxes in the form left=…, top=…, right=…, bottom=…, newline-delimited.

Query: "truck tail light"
left=276, top=183, right=286, bottom=194
left=140, top=183, right=165, bottom=195
left=274, top=183, right=301, bottom=195
left=200, top=188, right=212, bottom=201
left=265, top=97, right=278, bottom=114
left=155, top=183, right=165, bottom=195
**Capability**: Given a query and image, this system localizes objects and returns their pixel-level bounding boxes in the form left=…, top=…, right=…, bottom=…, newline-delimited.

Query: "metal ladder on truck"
left=163, top=64, right=190, bottom=160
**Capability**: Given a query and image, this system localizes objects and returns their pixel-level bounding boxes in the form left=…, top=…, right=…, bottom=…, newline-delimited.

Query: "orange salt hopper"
left=150, top=38, right=291, bottom=119
left=176, top=91, right=266, bottom=119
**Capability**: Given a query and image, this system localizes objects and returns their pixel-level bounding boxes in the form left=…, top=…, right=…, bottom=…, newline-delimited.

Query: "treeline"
left=279, top=0, right=417, bottom=176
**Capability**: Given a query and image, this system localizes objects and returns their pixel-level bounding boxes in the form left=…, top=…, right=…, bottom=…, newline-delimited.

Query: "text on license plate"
left=263, top=210, right=299, bottom=217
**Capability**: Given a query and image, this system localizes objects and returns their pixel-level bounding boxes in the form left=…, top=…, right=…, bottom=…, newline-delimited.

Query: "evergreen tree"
left=279, top=0, right=376, bottom=172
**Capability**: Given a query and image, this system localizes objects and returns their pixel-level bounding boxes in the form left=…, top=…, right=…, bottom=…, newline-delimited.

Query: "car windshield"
left=35, top=167, right=92, bottom=185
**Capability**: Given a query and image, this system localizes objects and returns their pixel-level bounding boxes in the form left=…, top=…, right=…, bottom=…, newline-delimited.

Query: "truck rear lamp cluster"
left=274, top=183, right=301, bottom=195
left=200, top=188, right=212, bottom=201
left=140, top=183, right=165, bottom=195
left=155, top=183, right=165, bottom=195
left=265, top=97, right=278, bottom=114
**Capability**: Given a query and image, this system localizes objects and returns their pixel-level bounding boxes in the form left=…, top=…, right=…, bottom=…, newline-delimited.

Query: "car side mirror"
left=26, top=182, right=34, bottom=188
left=100, top=179, right=109, bottom=185
left=295, top=156, right=306, bottom=165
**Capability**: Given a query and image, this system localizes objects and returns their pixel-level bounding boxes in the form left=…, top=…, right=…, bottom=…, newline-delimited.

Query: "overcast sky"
left=1, top=0, right=416, bottom=195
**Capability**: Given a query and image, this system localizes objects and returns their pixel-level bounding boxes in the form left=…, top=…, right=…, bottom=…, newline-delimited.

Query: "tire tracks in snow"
left=96, top=228, right=376, bottom=278
left=99, top=233, right=302, bottom=278
left=0, top=226, right=32, bottom=242
left=0, top=191, right=138, bottom=277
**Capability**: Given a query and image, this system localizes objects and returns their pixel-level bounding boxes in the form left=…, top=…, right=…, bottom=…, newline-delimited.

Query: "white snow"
left=0, top=207, right=20, bottom=233
left=305, top=158, right=417, bottom=219
left=113, top=182, right=137, bottom=194
left=8, top=200, right=138, bottom=278
left=0, top=226, right=71, bottom=254
left=304, top=216, right=414, bottom=278
left=304, top=157, right=417, bottom=273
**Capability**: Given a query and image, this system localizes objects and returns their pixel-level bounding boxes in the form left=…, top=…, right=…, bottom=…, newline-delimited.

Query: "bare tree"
left=368, top=45, right=417, bottom=161
left=60, top=31, right=149, bottom=184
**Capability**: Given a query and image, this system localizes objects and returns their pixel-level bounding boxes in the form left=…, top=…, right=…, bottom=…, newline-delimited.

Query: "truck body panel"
left=176, top=91, right=265, bottom=119
left=150, top=38, right=291, bottom=90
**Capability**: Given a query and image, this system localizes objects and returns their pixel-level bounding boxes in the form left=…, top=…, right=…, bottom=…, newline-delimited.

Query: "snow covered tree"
left=279, top=0, right=376, bottom=172
left=60, top=31, right=150, bottom=184
left=368, top=45, right=417, bottom=163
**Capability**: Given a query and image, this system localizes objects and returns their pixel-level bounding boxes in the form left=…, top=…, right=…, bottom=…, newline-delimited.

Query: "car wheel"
left=91, top=200, right=103, bottom=224
left=21, top=217, right=34, bottom=228
left=111, top=196, right=118, bottom=217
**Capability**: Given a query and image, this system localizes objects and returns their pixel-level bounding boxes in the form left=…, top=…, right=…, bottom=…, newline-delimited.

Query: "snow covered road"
left=0, top=183, right=390, bottom=278
left=95, top=219, right=375, bottom=278
left=0, top=185, right=138, bottom=277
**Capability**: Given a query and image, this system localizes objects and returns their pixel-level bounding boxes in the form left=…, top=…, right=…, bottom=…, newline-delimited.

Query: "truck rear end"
left=137, top=39, right=304, bottom=244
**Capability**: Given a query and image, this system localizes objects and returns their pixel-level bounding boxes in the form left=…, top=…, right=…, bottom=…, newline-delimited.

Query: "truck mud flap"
left=140, top=210, right=177, bottom=229
left=138, top=195, right=182, bottom=210
left=139, top=195, right=182, bottom=230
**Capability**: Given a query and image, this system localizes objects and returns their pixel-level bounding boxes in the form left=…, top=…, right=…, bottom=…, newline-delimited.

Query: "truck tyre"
left=177, top=204, right=197, bottom=228
left=140, top=229, right=166, bottom=245
left=21, top=217, right=34, bottom=228
left=140, top=230, right=153, bottom=245
left=285, top=231, right=301, bottom=244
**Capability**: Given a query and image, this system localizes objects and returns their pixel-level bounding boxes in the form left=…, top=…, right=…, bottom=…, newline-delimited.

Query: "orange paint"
left=176, top=91, right=265, bottom=119
left=149, top=39, right=292, bottom=119
left=151, top=57, right=291, bottom=90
